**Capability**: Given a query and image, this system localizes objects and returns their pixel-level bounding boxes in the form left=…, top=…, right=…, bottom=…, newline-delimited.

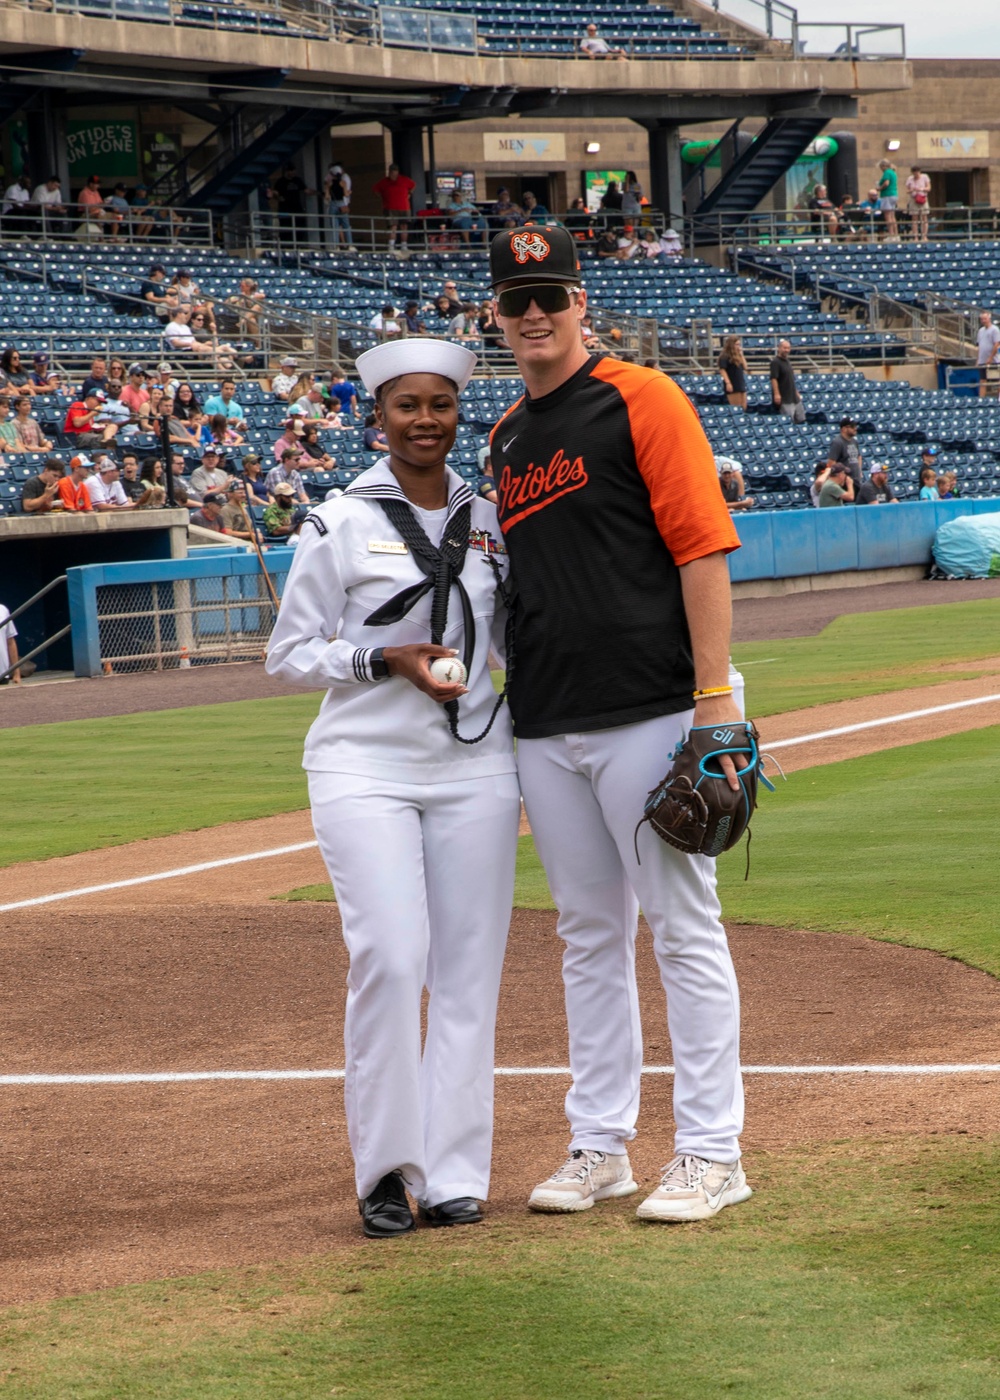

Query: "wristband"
left=692, top=685, right=734, bottom=701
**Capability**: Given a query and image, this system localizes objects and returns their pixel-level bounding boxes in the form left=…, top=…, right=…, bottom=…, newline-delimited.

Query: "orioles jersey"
left=490, top=355, right=739, bottom=739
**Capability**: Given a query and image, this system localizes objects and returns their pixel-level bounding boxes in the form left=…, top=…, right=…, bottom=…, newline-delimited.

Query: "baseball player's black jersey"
left=491, top=355, right=739, bottom=739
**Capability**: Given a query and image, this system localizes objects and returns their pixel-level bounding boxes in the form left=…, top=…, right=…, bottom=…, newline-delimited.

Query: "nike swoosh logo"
left=704, top=1172, right=737, bottom=1211
left=502, top=435, right=517, bottom=452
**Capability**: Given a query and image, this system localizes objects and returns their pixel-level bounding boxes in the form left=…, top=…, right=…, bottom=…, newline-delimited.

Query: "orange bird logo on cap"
left=510, top=231, right=551, bottom=264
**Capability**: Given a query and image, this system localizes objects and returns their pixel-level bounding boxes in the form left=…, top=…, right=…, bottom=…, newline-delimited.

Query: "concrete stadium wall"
left=729, top=498, right=1000, bottom=584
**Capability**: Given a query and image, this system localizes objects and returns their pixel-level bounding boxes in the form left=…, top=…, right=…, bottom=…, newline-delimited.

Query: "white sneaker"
left=528, top=1149, right=638, bottom=1213
left=636, top=1154, right=752, bottom=1223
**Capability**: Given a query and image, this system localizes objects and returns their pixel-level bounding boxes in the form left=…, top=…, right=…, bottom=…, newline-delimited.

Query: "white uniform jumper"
left=266, top=460, right=519, bottom=1205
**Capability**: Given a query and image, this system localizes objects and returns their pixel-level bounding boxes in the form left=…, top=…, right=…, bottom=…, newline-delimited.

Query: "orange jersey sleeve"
left=590, top=360, right=740, bottom=566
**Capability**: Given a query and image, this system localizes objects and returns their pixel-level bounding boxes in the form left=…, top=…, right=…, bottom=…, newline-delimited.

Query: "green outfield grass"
left=283, top=727, right=1000, bottom=979
left=733, top=597, right=1000, bottom=717
left=2, top=1138, right=997, bottom=1399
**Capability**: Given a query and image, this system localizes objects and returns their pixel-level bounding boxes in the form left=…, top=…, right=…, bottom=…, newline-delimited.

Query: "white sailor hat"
left=356, top=337, right=478, bottom=397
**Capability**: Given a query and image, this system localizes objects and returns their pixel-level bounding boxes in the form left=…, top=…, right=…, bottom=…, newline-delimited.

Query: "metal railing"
left=705, top=0, right=797, bottom=44
left=686, top=205, right=1000, bottom=251
left=0, top=202, right=215, bottom=247
left=382, top=5, right=476, bottom=51
left=0, top=0, right=381, bottom=42
left=795, top=23, right=906, bottom=59
left=0, top=574, right=69, bottom=684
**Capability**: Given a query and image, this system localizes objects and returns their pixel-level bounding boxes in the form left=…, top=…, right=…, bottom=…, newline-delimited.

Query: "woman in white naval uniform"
left=266, top=339, right=518, bottom=1238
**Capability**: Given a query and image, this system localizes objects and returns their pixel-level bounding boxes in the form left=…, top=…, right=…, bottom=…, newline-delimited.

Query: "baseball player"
left=489, top=226, right=752, bottom=1222
left=266, top=338, right=518, bottom=1239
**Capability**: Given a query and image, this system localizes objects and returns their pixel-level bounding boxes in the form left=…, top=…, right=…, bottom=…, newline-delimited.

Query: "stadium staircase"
left=688, top=116, right=829, bottom=241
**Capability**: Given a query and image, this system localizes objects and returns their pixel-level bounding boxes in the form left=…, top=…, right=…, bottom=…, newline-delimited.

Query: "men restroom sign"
left=483, top=133, right=567, bottom=162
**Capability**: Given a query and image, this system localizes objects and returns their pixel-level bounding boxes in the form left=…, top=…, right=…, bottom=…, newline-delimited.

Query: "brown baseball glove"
left=634, top=720, right=773, bottom=871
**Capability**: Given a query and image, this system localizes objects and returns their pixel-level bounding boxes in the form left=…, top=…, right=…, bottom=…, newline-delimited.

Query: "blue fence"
left=68, top=550, right=294, bottom=677
left=729, top=498, right=1000, bottom=583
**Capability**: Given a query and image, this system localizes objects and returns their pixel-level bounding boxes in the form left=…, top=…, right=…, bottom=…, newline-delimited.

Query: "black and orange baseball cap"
left=489, top=225, right=581, bottom=289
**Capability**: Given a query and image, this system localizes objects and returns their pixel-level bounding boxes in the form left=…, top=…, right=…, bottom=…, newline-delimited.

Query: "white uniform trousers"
left=308, top=770, right=521, bottom=1205
left=517, top=712, right=744, bottom=1163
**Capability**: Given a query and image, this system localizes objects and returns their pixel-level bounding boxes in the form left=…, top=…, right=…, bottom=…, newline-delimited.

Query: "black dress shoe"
left=359, top=1171, right=415, bottom=1239
left=418, top=1197, right=484, bottom=1228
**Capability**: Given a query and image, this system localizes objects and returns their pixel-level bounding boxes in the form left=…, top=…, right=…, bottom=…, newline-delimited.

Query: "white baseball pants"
left=517, top=712, right=744, bottom=1163
left=308, top=770, right=521, bottom=1205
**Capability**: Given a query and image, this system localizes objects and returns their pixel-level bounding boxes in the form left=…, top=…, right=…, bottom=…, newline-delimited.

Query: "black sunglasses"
left=495, top=283, right=580, bottom=318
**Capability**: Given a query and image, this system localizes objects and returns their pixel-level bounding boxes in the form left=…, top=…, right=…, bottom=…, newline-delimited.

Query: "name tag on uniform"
left=368, top=540, right=408, bottom=555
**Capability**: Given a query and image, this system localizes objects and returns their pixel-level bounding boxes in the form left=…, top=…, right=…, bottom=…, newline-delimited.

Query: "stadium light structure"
left=885, top=139, right=901, bottom=151
left=585, top=141, right=601, bottom=154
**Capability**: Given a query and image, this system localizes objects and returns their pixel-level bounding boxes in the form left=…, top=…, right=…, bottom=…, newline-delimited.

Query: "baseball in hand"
left=428, top=656, right=467, bottom=686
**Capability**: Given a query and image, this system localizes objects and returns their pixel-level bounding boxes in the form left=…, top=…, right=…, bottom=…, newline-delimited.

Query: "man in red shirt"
left=63, top=389, right=118, bottom=448
left=372, top=163, right=416, bottom=255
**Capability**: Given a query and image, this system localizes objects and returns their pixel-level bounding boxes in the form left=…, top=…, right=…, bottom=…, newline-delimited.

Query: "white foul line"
left=2, top=690, right=999, bottom=915
left=767, top=691, right=1000, bottom=751
left=2, top=1064, right=999, bottom=1086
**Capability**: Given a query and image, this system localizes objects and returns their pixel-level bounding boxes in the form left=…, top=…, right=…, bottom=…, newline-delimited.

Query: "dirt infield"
left=2, top=901, right=999, bottom=1306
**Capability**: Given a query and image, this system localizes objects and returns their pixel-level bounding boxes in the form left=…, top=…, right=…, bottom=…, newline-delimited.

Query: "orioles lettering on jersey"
left=497, top=448, right=588, bottom=530
left=510, top=232, right=550, bottom=264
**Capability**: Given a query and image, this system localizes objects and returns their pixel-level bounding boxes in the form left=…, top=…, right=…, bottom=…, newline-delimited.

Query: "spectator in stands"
left=285, top=371, right=316, bottom=407
left=809, top=461, right=831, bottom=507
left=639, top=228, right=661, bottom=260
left=203, top=379, right=247, bottom=431
left=599, top=180, right=624, bottom=229
left=94, top=381, right=132, bottom=437
left=266, top=448, right=309, bottom=505
left=818, top=463, right=854, bottom=507
left=136, top=456, right=167, bottom=508
left=580, top=313, right=600, bottom=350
left=918, top=466, right=939, bottom=501
left=370, top=304, right=402, bottom=339
left=219, top=480, right=259, bottom=541
left=20, top=457, right=63, bottom=514
left=167, top=454, right=191, bottom=504
left=64, top=389, right=118, bottom=447
left=0, top=600, right=20, bottom=685
left=323, top=163, right=355, bottom=252
left=430, top=294, right=455, bottom=324
left=718, top=335, right=748, bottom=410
left=659, top=226, right=683, bottom=258
left=29, top=352, right=56, bottom=390
left=564, top=197, right=594, bottom=241
left=937, top=470, right=958, bottom=499
left=269, top=356, right=300, bottom=399
left=450, top=195, right=489, bottom=244
left=596, top=228, right=622, bottom=260
left=0, top=347, right=39, bottom=398
left=877, top=159, right=899, bottom=242
left=272, top=417, right=305, bottom=464
left=205, top=412, right=244, bottom=449
left=295, top=385, right=341, bottom=428
left=80, top=357, right=108, bottom=400
left=770, top=340, right=804, bottom=422
left=490, top=188, right=522, bottom=227
left=300, top=421, right=336, bottom=470
left=58, top=454, right=96, bottom=511
left=581, top=22, right=626, bottom=59
left=189, top=447, right=232, bottom=500
left=164, top=306, right=237, bottom=363
left=373, top=163, right=416, bottom=256
left=2, top=172, right=31, bottom=221
left=521, top=192, right=549, bottom=223
left=120, top=451, right=146, bottom=504
left=616, top=225, right=643, bottom=259
left=130, top=186, right=153, bottom=240
left=717, top=458, right=753, bottom=511
left=976, top=310, right=1000, bottom=398
left=172, top=269, right=217, bottom=333
left=171, top=381, right=200, bottom=421
left=858, top=188, right=883, bottom=240
left=191, top=493, right=227, bottom=533
left=109, top=357, right=127, bottom=385
left=87, top=457, right=132, bottom=511
left=363, top=413, right=388, bottom=453
left=622, top=172, right=644, bottom=218
left=836, top=194, right=862, bottom=243
left=447, top=302, right=480, bottom=340
left=327, top=367, right=358, bottom=418
left=104, top=183, right=131, bottom=239
left=78, top=174, right=113, bottom=238
left=856, top=464, right=898, bottom=505
left=826, top=416, right=863, bottom=491
left=140, top=264, right=175, bottom=319
left=905, top=166, right=931, bottom=243
left=32, top=175, right=67, bottom=233
left=263, top=482, right=300, bottom=538
left=808, top=184, right=838, bottom=238
left=226, top=276, right=265, bottom=343
left=11, top=395, right=52, bottom=452
left=138, top=384, right=166, bottom=434
left=476, top=457, right=498, bottom=505
left=477, top=299, right=502, bottom=350
left=394, top=300, right=423, bottom=339
left=0, top=411, right=18, bottom=456
left=270, top=163, right=316, bottom=248
left=160, top=397, right=203, bottom=450
left=240, top=454, right=270, bottom=505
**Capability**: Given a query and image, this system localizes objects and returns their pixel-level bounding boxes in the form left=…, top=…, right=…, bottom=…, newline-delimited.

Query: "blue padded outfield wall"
left=728, top=498, right=1000, bottom=583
